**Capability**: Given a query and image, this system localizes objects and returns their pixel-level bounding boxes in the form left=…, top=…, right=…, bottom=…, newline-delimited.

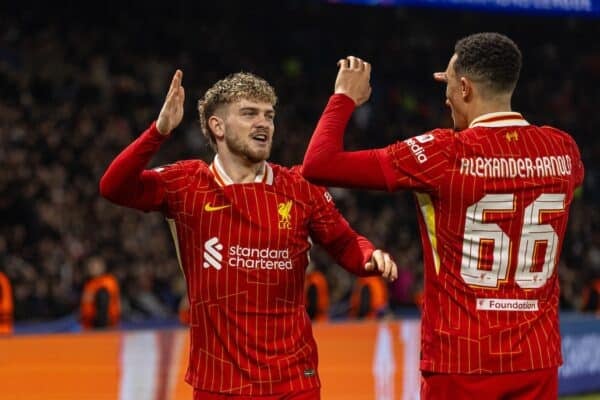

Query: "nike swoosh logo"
left=204, top=202, right=231, bottom=212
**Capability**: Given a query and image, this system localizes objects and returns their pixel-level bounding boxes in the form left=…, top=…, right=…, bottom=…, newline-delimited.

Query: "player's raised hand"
left=157, top=69, right=185, bottom=136
left=334, top=56, right=372, bottom=106
left=433, top=71, right=448, bottom=83
left=365, top=249, right=398, bottom=282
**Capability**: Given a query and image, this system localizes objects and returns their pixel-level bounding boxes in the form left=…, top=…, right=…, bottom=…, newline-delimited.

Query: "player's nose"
left=254, top=114, right=272, bottom=128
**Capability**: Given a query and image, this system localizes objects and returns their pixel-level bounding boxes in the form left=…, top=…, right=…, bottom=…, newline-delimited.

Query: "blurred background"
left=0, top=0, right=599, bottom=398
left=2, top=0, right=598, bottom=324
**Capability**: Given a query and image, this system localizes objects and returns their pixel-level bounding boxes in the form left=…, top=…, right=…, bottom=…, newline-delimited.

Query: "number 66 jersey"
left=380, top=112, right=584, bottom=374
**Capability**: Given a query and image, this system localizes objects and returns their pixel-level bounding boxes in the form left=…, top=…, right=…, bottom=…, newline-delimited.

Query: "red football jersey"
left=303, top=95, right=585, bottom=375
left=100, top=123, right=375, bottom=395
left=377, top=112, right=584, bottom=373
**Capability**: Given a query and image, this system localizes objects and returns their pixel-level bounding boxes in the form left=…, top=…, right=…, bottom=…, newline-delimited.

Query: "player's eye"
left=240, top=108, right=257, bottom=117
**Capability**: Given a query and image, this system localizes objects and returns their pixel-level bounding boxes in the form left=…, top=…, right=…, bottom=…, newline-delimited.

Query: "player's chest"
left=176, top=184, right=309, bottom=236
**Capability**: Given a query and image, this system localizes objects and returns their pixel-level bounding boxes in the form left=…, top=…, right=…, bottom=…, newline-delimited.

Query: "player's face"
left=222, top=99, right=275, bottom=163
left=443, top=54, right=468, bottom=130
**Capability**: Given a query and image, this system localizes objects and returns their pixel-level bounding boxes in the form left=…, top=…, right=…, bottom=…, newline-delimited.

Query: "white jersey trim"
left=210, top=154, right=273, bottom=186
left=470, top=112, right=530, bottom=128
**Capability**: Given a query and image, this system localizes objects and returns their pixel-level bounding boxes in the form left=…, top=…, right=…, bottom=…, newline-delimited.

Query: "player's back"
left=418, top=118, right=584, bottom=374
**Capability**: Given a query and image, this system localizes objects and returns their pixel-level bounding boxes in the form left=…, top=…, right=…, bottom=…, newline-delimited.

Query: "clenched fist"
left=334, top=56, right=372, bottom=107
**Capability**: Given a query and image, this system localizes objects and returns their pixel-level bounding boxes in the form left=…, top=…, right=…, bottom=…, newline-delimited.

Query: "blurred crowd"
left=1, top=1, right=599, bottom=322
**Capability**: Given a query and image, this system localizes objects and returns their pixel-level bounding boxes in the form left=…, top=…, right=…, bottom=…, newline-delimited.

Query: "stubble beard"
left=225, top=134, right=271, bottom=164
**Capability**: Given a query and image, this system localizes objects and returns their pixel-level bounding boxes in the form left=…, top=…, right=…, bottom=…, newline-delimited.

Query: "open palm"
left=156, top=69, right=185, bottom=135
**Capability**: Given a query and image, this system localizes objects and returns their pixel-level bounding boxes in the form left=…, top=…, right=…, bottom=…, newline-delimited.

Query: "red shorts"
left=193, top=387, right=320, bottom=400
left=420, top=368, right=558, bottom=400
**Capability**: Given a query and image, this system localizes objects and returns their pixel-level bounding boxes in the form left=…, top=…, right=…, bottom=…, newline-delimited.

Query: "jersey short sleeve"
left=380, top=128, right=456, bottom=193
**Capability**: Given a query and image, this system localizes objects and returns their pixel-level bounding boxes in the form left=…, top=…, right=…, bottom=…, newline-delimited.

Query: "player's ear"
left=460, top=77, right=472, bottom=101
left=208, top=115, right=225, bottom=139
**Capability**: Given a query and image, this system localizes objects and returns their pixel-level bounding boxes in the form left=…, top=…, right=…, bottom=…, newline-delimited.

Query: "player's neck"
left=467, top=98, right=512, bottom=127
left=215, top=152, right=266, bottom=183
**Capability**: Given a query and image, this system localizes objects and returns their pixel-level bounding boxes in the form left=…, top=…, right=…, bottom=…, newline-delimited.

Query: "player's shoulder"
left=388, top=128, right=457, bottom=163
left=538, top=124, right=578, bottom=143
left=536, top=124, right=582, bottom=156
left=272, top=164, right=330, bottom=196
left=153, top=159, right=211, bottom=178
left=538, top=124, right=569, bottom=136
left=398, top=128, right=456, bottom=148
left=272, top=164, right=308, bottom=185
left=426, top=127, right=456, bottom=139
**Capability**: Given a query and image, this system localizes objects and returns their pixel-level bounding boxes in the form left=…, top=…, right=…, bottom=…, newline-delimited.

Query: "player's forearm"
left=301, top=94, right=389, bottom=190
left=302, top=94, right=353, bottom=183
left=99, top=121, right=166, bottom=210
left=328, top=230, right=378, bottom=277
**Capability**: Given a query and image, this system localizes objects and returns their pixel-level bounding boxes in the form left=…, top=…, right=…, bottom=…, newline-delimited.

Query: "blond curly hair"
left=197, top=72, right=277, bottom=151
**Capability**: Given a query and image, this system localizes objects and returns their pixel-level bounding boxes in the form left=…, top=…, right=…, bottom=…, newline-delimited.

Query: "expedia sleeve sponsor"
left=384, top=130, right=450, bottom=192
left=404, top=133, right=435, bottom=164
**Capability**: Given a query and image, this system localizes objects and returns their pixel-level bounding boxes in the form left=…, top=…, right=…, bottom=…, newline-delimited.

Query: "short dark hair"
left=454, top=32, right=522, bottom=94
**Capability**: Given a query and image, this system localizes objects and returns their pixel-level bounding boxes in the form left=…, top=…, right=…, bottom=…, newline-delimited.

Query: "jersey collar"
left=209, top=154, right=273, bottom=187
left=469, top=112, right=530, bottom=128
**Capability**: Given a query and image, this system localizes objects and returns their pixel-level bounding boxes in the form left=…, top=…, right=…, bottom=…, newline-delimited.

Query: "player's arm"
left=304, top=57, right=449, bottom=193
left=569, top=135, right=585, bottom=188
left=302, top=56, right=395, bottom=191
left=307, top=183, right=397, bottom=281
left=99, top=70, right=185, bottom=211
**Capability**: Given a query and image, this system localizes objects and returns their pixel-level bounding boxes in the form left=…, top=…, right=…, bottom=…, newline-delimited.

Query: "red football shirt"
left=100, top=122, right=375, bottom=395
left=302, top=94, right=585, bottom=374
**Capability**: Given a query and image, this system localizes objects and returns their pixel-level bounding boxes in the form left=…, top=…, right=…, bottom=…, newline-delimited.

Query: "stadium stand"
left=0, top=1, right=598, bottom=324
left=305, top=269, right=330, bottom=321
left=350, top=277, right=389, bottom=319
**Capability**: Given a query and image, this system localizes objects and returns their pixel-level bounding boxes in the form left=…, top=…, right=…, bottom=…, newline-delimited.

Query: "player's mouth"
left=251, top=133, right=269, bottom=143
